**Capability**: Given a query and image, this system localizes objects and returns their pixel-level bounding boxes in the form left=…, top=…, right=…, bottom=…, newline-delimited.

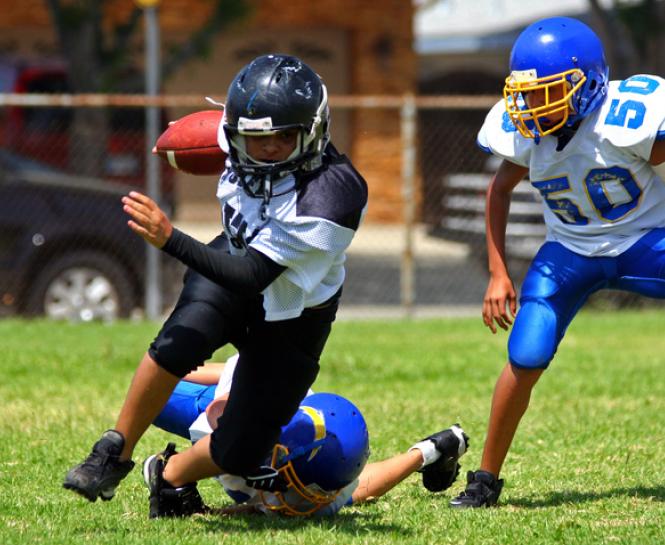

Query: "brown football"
left=155, top=110, right=227, bottom=175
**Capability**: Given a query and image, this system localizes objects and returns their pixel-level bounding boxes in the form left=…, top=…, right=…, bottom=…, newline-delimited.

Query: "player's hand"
left=244, top=465, right=288, bottom=493
left=205, top=395, right=229, bottom=430
left=122, top=191, right=173, bottom=248
left=482, top=274, right=517, bottom=333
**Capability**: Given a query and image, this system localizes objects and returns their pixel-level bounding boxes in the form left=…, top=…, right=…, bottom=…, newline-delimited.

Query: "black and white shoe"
left=449, top=470, right=504, bottom=508
left=143, top=442, right=208, bottom=519
left=417, top=424, right=469, bottom=493
left=63, top=430, right=135, bottom=502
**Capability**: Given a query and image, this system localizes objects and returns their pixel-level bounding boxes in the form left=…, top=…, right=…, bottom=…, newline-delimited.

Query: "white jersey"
left=478, top=74, right=665, bottom=256
left=214, top=140, right=367, bottom=321
left=186, top=356, right=353, bottom=516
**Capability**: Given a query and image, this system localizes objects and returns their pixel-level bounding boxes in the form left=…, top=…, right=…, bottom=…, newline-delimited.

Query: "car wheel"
left=23, top=251, right=138, bottom=321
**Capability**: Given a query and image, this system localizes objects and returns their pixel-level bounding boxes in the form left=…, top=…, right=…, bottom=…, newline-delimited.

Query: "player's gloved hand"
left=244, top=465, right=288, bottom=493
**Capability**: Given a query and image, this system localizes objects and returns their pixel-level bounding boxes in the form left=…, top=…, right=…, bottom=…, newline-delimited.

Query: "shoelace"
left=81, top=445, right=114, bottom=468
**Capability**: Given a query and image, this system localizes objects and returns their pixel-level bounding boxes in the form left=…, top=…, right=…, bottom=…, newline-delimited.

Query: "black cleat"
left=449, top=469, right=504, bottom=508
left=419, top=424, right=469, bottom=492
left=63, top=429, right=135, bottom=502
left=143, top=442, right=208, bottom=519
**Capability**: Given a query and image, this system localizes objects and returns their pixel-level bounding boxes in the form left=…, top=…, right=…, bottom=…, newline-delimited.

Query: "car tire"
left=23, top=251, right=138, bottom=321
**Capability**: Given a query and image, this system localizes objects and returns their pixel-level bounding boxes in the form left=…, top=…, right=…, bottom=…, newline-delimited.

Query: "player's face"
left=523, top=84, right=567, bottom=126
left=245, top=129, right=299, bottom=162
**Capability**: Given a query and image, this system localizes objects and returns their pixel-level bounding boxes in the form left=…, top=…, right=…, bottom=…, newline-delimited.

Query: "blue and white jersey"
left=478, top=74, right=665, bottom=256
left=215, top=146, right=367, bottom=320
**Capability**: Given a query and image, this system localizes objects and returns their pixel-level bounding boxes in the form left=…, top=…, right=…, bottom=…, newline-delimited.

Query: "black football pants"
left=148, top=239, right=338, bottom=475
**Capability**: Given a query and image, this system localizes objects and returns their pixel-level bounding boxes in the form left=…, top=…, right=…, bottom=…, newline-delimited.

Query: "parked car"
left=0, top=150, right=180, bottom=321
left=0, top=57, right=175, bottom=207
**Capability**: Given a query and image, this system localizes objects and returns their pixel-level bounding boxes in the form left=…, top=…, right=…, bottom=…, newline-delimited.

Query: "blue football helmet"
left=503, top=17, right=609, bottom=140
left=223, top=54, right=330, bottom=197
left=260, top=392, right=370, bottom=516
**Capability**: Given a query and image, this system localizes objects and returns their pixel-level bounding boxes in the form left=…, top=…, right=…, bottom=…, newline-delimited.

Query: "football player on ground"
left=145, top=355, right=469, bottom=518
left=449, top=17, right=665, bottom=508
left=64, top=55, right=370, bottom=507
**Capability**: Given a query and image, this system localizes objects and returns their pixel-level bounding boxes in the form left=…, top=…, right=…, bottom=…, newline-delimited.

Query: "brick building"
left=0, top=0, right=417, bottom=222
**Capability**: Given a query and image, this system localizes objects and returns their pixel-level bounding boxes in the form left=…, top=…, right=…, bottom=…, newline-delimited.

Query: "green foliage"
left=1, top=311, right=665, bottom=544
left=615, top=0, right=663, bottom=56
left=46, top=0, right=252, bottom=92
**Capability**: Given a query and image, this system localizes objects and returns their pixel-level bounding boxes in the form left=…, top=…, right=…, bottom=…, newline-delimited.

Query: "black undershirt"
left=162, top=228, right=286, bottom=293
left=555, top=121, right=582, bottom=151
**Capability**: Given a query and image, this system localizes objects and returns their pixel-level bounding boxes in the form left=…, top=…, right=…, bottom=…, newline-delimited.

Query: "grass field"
left=1, top=310, right=664, bottom=544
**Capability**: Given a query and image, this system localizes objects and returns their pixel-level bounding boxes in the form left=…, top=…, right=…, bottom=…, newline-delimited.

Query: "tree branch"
left=161, top=0, right=251, bottom=82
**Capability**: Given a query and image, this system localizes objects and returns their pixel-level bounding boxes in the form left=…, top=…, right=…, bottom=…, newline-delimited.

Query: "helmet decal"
left=299, top=405, right=326, bottom=461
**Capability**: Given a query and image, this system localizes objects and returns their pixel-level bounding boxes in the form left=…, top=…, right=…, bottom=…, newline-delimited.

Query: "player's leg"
left=352, top=424, right=469, bottom=503
left=64, top=239, right=247, bottom=502
left=113, top=353, right=181, bottom=460
left=352, top=451, right=424, bottom=504
left=452, top=242, right=606, bottom=508
left=207, top=297, right=339, bottom=478
left=143, top=300, right=340, bottom=518
left=614, top=228, right=665, bottom=298
left=152, top=381, right=216, bottom=440
left=414, top=424, right=469, bottom=492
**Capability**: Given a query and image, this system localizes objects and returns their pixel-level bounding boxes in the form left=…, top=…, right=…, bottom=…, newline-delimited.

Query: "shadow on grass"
left=194, top=508, right=412, bottom=536
left=509, top=485, right=665, bottom=508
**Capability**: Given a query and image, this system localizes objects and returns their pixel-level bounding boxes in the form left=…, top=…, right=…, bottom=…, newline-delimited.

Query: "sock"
left=408, top=439, right=440, bottom=469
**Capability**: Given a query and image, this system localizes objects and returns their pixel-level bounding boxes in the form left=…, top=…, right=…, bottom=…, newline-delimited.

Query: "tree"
left=45, top=0, right=251, bottom=176
left=588, top=0, right=665, bottom=78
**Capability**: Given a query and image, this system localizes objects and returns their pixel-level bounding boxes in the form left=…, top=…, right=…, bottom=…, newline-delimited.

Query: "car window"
left=0, top=65, right=16, bottom=92
left=24, top=75, right=73, bottom=131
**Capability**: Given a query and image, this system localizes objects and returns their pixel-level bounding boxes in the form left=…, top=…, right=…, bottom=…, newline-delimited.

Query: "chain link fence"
left=1, top=93, right=662, bottom=321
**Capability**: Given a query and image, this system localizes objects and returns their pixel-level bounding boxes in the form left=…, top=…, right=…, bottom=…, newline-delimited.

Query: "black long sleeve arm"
left=162, top=228, right=286, bottom=293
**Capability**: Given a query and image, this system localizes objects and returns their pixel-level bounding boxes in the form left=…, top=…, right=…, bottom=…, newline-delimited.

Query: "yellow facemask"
left=258, top=443, right=341, bottom=516
left=503, top=68, right=586, bottom=139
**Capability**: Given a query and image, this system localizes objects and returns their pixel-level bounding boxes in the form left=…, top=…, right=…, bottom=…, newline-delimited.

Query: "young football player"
left=63, top=55, right=369, bottom=505
left=449, top=17, right=665, bottom=508
left=144, top=355, right=469, bottom=518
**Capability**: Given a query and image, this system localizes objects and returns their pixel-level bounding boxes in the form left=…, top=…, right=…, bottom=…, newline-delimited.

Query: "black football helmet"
left=223, top=54, right=330, bottom=195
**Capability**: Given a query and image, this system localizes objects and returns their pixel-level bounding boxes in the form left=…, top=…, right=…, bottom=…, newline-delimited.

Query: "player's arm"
left=122, top=191, right=285, bottom=292
left=484, top=159, right=529, bottom=333
left=351, top=450, right=424, bottom=504
left=649, top=138, right=665, bottom=165
left=182, top=362, right=225, bottom=385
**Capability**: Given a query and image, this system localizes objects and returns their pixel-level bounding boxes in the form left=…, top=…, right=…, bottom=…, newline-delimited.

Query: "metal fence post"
left=400, top=94, right=416, bottom=317
left=143, top=4, right=162, bottom=320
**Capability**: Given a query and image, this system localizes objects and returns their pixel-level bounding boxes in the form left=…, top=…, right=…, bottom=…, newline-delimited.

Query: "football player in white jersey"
left=64, top=55, right=369, bottom=512
left=147, top=355, right=469, bottom=518
left=449, top=17, right=665, bottom=508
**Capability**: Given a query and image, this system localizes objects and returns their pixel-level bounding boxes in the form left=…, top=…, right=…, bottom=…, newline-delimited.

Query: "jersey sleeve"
left=477, top=99, right=532, bottom=167
left=597, top=75, right=665, bottom=161
left=250, top=216, right=355, bottom=294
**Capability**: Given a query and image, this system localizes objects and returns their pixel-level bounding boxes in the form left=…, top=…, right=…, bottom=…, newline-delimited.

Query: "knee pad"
left=508, top=300, right=559, bottom=369
left=148, top=331, right=209, bottom=378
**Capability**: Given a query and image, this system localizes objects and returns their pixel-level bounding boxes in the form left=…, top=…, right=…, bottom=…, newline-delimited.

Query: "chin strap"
left=260, top=175, right=272, bottom=220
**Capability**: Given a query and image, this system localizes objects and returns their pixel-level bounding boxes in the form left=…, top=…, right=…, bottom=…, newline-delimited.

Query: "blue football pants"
left=508, top=228, right=665, bottom=369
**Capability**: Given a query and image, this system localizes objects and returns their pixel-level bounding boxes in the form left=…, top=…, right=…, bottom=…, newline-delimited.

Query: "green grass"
left=1, top=311, right=664, bottom=544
